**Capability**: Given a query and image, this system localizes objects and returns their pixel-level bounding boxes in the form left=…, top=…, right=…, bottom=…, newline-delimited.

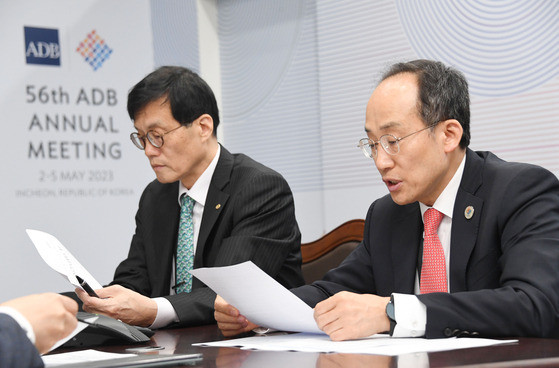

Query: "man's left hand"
left=76, top=285, right=157, bottom=327
left=313, top=291, right=390, bottom=341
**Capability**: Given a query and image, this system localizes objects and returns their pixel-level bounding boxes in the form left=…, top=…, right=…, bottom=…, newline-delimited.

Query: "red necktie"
left=420, top=208, right=448, bottom=294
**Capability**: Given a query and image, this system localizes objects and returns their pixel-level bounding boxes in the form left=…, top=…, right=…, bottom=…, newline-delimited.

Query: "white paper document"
left=43, top=351, right=203, bottom=367
left=43, top=349, right=137, bottom=366
left=26, top=229, right=104, bottom=351
left=190, top=261, right=323, bottom=334
left=26, top=229, right=102, bottom=290
left=194, top=333, right=517, bottom=356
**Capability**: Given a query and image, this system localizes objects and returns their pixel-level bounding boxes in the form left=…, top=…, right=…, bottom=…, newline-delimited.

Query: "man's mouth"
left=383, top=179, right=402, bottom=192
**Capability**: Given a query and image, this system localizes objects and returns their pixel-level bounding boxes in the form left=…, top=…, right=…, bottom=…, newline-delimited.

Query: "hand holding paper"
left=214, top=295, right=259, bottom=336
left=190, top=261, right=323, bottom=334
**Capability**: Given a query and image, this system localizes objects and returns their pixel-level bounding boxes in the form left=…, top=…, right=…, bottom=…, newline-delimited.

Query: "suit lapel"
left=194, top=146, right=231, bottom=267
left=391, top=203, right=423, bottom=293
left=155, top=182, right=180, bottom=295
left=449, top=149, right=484, bottom=292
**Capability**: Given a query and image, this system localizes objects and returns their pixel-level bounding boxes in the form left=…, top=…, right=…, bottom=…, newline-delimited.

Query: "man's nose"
left=373, top=147, right=394, bottom=171
left=144, top=141, right=159, bottom=157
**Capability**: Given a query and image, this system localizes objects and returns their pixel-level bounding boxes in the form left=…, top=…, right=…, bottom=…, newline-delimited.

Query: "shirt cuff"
left=391, top=293, right=426, bottom=337
left=149, top=297, right=179, bottom=329
left=0, top=306, right=36, bottom=343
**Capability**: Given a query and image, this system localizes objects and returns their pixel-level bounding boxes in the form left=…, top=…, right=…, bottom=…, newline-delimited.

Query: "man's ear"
left=196, top=114, right=214, bottom=140
left=441, top=119, right=463, bottom=153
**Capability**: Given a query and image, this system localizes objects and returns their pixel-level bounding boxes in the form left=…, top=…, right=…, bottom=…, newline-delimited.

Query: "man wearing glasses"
left=215, top=59, right=559, bottom=340
left=76, top=66, right=304, bottom=328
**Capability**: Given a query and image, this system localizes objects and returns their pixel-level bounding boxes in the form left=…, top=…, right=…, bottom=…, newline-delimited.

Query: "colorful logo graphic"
left=24, top=26, right=61, bottom=66
left=76, top=30, right=113, bottom=71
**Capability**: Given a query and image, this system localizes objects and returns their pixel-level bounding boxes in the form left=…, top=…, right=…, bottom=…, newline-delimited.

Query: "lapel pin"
left=215, top=204, right=221, bottom=210
left=464, top=206, right=474, bottom=220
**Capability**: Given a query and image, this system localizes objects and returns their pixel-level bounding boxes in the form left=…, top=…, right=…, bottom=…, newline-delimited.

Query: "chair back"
left=301, top=219, right=365, bottom=284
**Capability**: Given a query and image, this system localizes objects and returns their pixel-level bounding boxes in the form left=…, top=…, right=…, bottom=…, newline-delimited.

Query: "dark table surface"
left=50, top=324, right=559, bottom=368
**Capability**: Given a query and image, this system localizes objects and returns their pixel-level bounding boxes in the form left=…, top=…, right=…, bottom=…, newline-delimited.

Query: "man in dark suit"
left=0, top=293, right=78, bottom=367
left=76, top=66, right=304, bottom=328
left=215, top=59, right=559, bottom=340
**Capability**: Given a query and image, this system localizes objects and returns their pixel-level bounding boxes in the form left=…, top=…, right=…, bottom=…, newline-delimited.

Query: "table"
left=53, top=325, right=559, bottom=367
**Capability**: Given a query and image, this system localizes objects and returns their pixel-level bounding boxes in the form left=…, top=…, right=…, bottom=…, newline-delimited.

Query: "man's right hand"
left=214, top=295, right=258, bottom=337
left=76, top=284, right=157, bottom=327
left=1, top=293, right=78, bottom=354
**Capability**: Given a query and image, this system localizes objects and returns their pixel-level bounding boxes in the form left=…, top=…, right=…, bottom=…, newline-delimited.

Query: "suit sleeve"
left=292, top=201, right=379, bottom=307
left=0, top=314, right=43, bottom=368
left=419, top=164, right=559, bottom=338
left=166, top=171, right=303, bottom=326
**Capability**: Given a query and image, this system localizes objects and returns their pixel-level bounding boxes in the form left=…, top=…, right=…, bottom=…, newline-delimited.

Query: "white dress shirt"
left=150, top=145, right=221, bottom=329
left=392, top=154, right=466, bottom=337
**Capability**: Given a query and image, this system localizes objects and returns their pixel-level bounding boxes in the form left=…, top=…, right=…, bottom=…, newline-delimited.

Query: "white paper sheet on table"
left=26, top=229, right=102, bottom=290
left=194, top=332, right=517, bottom=356
left=190, top=261, right=323, bottom=334
left=42, top=349, right=137, bottom=366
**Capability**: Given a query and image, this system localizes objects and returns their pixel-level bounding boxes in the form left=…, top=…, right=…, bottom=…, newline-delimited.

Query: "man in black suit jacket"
left=215, top=59, right=559, bottom=340
left=0, top=293, right=78, bottom=367
left=76, top=66, right=304, bottom=328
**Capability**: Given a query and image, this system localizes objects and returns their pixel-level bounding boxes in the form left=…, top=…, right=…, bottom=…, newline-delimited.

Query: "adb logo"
left=24, top=26, right=61, bottom=66
left=76, top=30, right=113, bottom=71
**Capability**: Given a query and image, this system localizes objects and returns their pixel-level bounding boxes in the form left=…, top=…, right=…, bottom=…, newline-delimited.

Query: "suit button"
left=443, top=328, right=453, bottom=337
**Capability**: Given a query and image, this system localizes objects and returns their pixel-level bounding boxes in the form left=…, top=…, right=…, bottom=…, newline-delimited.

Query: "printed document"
left=194, top=333, right=517, bottom=355
left=26, top=229, right=102, bottom=292
left=190, top=261, right=323, bottom=334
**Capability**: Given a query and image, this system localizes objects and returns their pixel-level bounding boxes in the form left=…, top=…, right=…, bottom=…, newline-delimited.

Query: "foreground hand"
left=2, top=293, right=78, bottom=354
left=214, top=295, right=258, bottom=337
left=76, top=285, right=157, bottom=327
left=313, top=291, right=390, bottom=341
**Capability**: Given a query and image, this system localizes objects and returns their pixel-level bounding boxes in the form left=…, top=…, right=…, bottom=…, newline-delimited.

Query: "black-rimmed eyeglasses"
left=130, top=125, right=185, bottom=150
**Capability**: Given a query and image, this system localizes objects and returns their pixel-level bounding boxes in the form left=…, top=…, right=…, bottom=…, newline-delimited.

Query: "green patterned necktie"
left=176, top=195, right=195, bottom=293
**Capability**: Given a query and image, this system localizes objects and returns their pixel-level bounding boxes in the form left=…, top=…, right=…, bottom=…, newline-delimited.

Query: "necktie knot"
left=424, top=208, right=444, bottom=236
left=181, top=195, right=195, bottom=212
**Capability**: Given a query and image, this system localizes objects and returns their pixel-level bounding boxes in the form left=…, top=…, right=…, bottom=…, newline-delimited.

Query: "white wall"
left=213, top=0, right=559, bottom=241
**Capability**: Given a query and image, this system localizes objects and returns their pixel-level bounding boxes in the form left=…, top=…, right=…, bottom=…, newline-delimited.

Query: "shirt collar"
left=419, top=153, right=466, bottom=219
left=178, top=144, right=221, bottom=206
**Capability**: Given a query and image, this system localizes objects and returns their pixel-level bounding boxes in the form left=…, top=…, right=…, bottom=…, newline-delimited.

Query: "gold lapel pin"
left=215, top=204, right=221, bottom=210
left=464, top=206, right=474, bottom=220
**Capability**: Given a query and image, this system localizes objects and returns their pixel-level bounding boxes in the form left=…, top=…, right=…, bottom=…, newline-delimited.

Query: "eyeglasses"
left=130, top=125, right=185, bottom=150
left=357, top=123, right=438, bottom=159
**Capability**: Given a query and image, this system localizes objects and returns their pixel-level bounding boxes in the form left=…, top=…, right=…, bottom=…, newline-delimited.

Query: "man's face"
left=133, top=97, right=210, bottom=188
left=364, top=73, right=452, bottom=206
